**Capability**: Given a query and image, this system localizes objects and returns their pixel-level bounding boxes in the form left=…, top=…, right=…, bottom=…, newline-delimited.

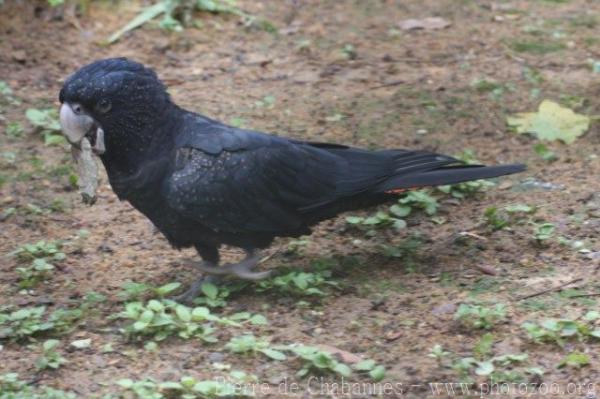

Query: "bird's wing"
left=165, top=123, right=343, bottom=234
left=163, top=117, right=525, bottom=235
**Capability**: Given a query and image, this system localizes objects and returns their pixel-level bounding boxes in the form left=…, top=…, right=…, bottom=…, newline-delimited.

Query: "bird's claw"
left=172, top=290, right=198, bottom=306
left=194, top=258, right=272, bottom=280
left=171, top=275, right=222, bottom=305
left=172, top=281, right=204, bottom=305
left=172, top=253, right=272, bottom=304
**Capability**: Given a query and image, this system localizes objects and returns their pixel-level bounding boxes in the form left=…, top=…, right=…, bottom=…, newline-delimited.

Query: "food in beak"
left=71, top=138, right=99, bottom=205
left=59, top=103, right=101, bottom=205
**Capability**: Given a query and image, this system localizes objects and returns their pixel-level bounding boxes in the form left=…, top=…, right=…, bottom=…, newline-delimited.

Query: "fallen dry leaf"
left=317, top=344, right=362, bottom=364
left=507, top=100, right=590, bottom=144
left=473, top=264, right=498, bottom=276
left=384, top=330, right=403, bottom=341
left=399, top=17, right=451, bottom=31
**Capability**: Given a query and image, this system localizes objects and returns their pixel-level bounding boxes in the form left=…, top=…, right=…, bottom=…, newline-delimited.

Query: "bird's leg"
left=172, top=245, right=221, bottom=305
left=172, top=266, right=222, bottom=305
left=194, top=249, right=272, bottom=280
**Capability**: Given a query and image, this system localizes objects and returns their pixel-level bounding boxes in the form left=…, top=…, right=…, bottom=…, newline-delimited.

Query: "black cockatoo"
left=59, top=58, right=525, bottom=302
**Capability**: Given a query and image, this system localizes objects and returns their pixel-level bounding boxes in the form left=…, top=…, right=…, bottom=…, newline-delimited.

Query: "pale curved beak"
left=59, top=103, right=105, bottom=155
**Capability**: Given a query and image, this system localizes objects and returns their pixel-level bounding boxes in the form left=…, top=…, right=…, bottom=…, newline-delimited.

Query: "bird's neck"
left=99, top=102, right=185, bottom=192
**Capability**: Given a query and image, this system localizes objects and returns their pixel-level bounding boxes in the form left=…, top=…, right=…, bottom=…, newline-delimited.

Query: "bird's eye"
left=96, top=99, right=112, bottom=114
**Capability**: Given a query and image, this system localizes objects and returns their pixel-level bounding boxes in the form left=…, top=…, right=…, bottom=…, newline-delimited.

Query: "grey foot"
left=194, top=253, right=272, bottom=280
left=172, top=274, right=221, bottom=305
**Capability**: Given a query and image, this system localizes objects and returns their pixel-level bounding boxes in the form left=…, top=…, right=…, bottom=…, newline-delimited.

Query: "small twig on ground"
left=515, top=277, right=583, bottom=301
left=369, top=80, right=405, bottom=90
left=259, top=247, right=281, bottom=264
left=472, top=264, right=497, bottom=276
left=566, top=293, right=600, bottom=299
left=458, top=231, right=488, bottom=241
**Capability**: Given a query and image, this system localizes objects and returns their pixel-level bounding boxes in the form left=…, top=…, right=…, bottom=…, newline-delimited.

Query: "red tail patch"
left=385, top=186, right=422, bottom=194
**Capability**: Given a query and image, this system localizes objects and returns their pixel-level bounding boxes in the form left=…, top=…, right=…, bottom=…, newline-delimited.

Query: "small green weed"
left=16, top=258, right=55, bottom=289
left=341, top=43, right=357, bottom=60
left=117, top=373, right=249, bottom=398
left=510, top=40, right=566, bottom=54
left=261, top=342, right=382, bottom=381
left=438, top=151, right=496, bottom=198
left=5, top=122, right=23, bottom=138
left=35, top=339, right=67, bottom=370
left=287, top=344, right=352, bottom=378
left=346, top=190, right=438, bottom=233
left=227, top=311, right=268, bottom=326
left=504, top=203, right=535, bottom=214
left=0, top=81, right=20, bottom=106
left=12, top=240, right=66, bottom=289
left=533, top=143, right=557, bottom=162
left=381, top=234, right=423, bottom=259
left=229, top=117, right=245, bottom=128
left=559, top=93, right=587, bottom=110
left=192, top=282, right=231, bottom=308
left=256, top=268, right=338, bottom=297
left=0, top=151, right=17, bottom=168
left=117, top=300, right=220, bottom=342
left=454, top=303, right=507, bottom=330
left=428, top=344, right=452, bottom=364
left=381, top=234, right=424, bottom=272
left=0, top=373, right=75, bottom=399
left=484, top=203, right=535, bottom=231
left=13, top=240, right=64, bottom=261
left=438, top=346, right=531, bottom=384
left=225, top=334, right=287, bottom=360
left=116, top=299, right=237, bottom=342
left=346, top=210, right=407, bottom=231
left=470, top=78, right=514, bottom=101
left=438, top=177, right=495, bottom=199
left=25, top=108, right=65, bottom=146
left=395, top=190, right=439, bottom=216
left=484, top=207, right=510, bottom=231
left=116, top=378, right=165, bottom=399
left=0, top=296, right=105, bottom=342
left=522, top=66, right=544, bottom=85
left=108, top=0, right=271, bottom=44
left=522, top=315, right=600, bottom=346
left=0, top=306, right=53, bottom=341
left=285, top=238, right=310, bottom=256
left=569, top=14, right=598, bottom=29
left=352, top=359, right=386, bottom=382
left=474, top=333, right=494, bottom=359
left=533, top=222, right=555, bottom=244
left=471, top=78, right=503, bottom=93
left=254, top=94, right=276, bottom=109
left=118, top=281, right=181, bottom=301
left=557, top=352, right=590, bottom=369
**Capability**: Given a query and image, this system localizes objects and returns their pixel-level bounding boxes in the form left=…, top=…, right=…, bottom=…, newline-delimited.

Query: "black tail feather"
left=306, top=145, right=526, bottom=208
left=378, top=163, right=526, bottom=192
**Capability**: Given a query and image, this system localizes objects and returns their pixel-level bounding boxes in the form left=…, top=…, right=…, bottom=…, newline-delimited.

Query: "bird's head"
left=59, top=58, right=174, bottom=170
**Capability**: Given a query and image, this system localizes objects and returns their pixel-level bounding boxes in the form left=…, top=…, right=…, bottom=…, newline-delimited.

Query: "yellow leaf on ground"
left=507, top=100, right=590, bottom=144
